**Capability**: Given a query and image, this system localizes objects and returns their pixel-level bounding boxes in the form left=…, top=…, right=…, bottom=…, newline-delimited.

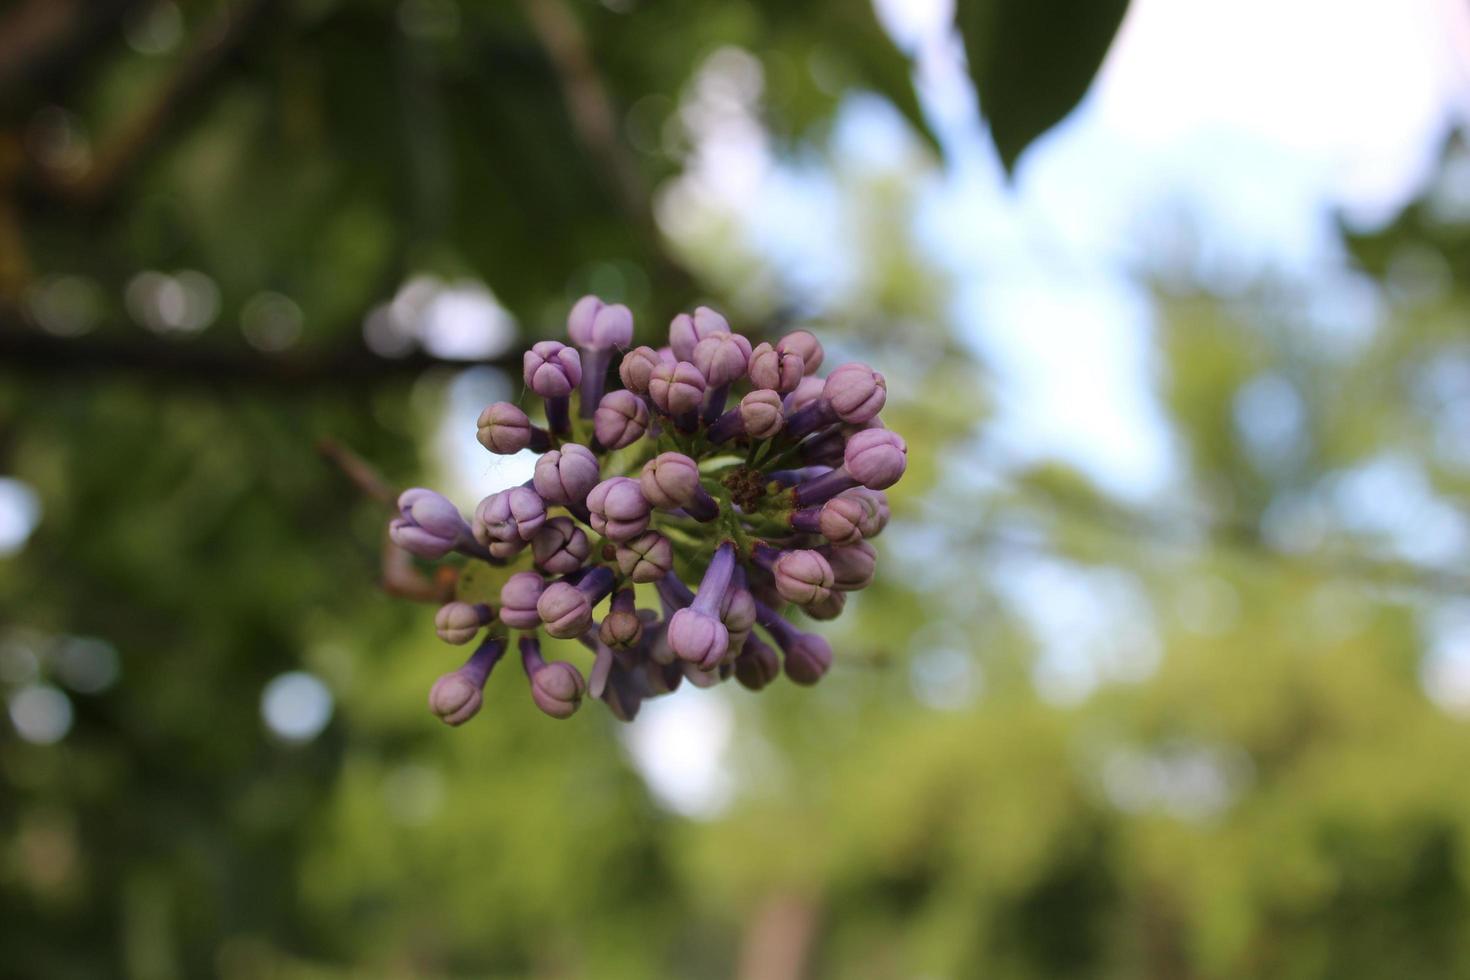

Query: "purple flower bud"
left=669, top=306, right=730, bottom=361
left=720, top=586, right=757, bottom=656
left=825, top=541, right=876, bottom=591
left=593, top=390, right=649, bottom=450
left=734, top=634, right=781, bottom=691
left=783, top=375, right=825, bottom=414
left=523, top=340, right=583, bottom=398
left=804, top=589, right=846, bottom=620
left=691, top=332, right=752, bottom=387
left=498, top=571, right=547, bottom=629
left=567, top=295, right=633, bottom=350
left=776, top=329, right=824, bottom=374
left=748, top=341, right=804, bottom=393
left=537, top=566, right=615, bottom=638
left=668, top=542, right=735, bottom=668
left=783, top=633, right=833, bottom=685
left=600, top=661, right=644, bottom=721
left=647, top=361, right=706, bottom=417
left=473, top=487, right=547, bottom=551
left=681, top=661, right=721, bottom=688
left=435, top=601, right=495, bottom=645
left=530, top=516, right=590, bottom=574
left=599, top=588, right=643, bottom=649
left=844, top=428, right=907, bottom=490
left=790, top=494, right=866, bottom=545
left=822, top=362, right=887, bottom=423
left=476, top=402, right=546, bottom=455
left=428, top=635, right=507, bottom=725
left=614, top=531, right=672, bottom=582
left=586, top=477, right=652, bottom=542
left=391, top=488, right=473, bottom=559
left=739, top=389, right=785, bottom=439
left=851, top=488, right=891, bottom=537
left=533, top=444, right=600, bottom=506
left=772, top=548, right=836, bottom=606
left=520, top=635, right=586, bottom=719
left=618, top=345, right=670, bottom=394
left=640, top=452, right=718, bottom=521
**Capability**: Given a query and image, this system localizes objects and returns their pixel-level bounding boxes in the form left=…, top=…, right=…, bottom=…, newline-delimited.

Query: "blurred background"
left=4, top=0, right=1470, bottom=976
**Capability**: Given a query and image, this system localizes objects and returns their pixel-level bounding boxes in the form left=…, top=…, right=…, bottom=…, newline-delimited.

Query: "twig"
left=315, top=438, right=396, bottom=508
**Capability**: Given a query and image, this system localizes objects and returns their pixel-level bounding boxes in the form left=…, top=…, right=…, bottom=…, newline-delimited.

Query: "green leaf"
left=956, top=0, right=1131, bottom=173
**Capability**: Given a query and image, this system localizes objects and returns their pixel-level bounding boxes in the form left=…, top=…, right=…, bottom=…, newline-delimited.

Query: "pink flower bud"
left=648, top=361, right=706, bottom=416
left=532, top=444, right=600, bottom=506
left=567, top=295, right=633, bottom=350
left=618, top=345, right=670, bottom=394
left=475, top=402, right=533, bottom=454
left=667, top=607, right=730, bottom=667
left=748, top=341, right=803, bottom=393
left=739, top=389, right=785, bottom=439
left=529, top=660, right=586, bottom=719
left=825, top=541, right=876, bottom=591
left=523, top=340, right=582, bottom=397
left=784, top=633, right=832, bottom=685
left=691, top=332, right=752, bottom=386
left=428, top=672, right=484, bottom=726
left=804, top=590, right=846, bottom=620
left=434, top=601, right=494, bottom=645
left=537, top=581, right=593, bottom=639
left=498, top=572, right=547, bottom=629
left=734, top=634, right=781, bottom=691
left=586, top=477, right=651, bottom=541
left=593, top=389, right=649, bottom=450
left=776, top=329, right=823, bottom=374
left=599, top=588, right=643, bottom=649
left=822, top=362, right=886, bottom=423
left=773, top=549, right=836, bottom=606
left=614, top=531, right=672, bottom=582
left=391, top=489, right=471, bottom=558
left=530, top=516, right=590, bottom=574
left=818, top=494, right=867, bottom=545
left=669, top=306, right=730, bottom=361
left=844, top=429, right=907, bottom=490
left=473, top=486, right=547, bottom=548
left=639, top=452, right=707, bottom=511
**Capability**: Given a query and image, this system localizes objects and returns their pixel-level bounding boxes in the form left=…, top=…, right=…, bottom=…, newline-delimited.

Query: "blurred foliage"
left=3, top=2, right=1470, bottom=979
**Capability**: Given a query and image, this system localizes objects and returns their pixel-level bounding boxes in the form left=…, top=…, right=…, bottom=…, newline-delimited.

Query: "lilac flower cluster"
left=390, top=297, right=906, bottom=724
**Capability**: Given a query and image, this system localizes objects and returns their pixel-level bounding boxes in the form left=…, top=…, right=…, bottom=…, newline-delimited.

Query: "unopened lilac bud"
left=851, top=489, right=891, bottom=537
left=804, top=589, right=846, bottom=620
left=531, top=516, right=590, bottom=574
left=537, top=566, right=614, bottom=639
left=773, top=548, right=836, bottom=606
left=739, top=389, right=785, bottom=439
left=783, top=375, right=825, bottom=413
left=476, top=402, right=543, bottom=454
left=668, top=608, right=729, bottom=670
left=845, top=428, right=907, bottom=490
left=618, top=345, right=669, bottom=394
left=520, top=635, right=586, bottom=719
left=498, top=572, right=546, bottom=629
left=599, top=588, right=644, bottom=649
left=692, top=332, right=752, bottom=387
left=533, top=444, right=600, bottom=506
left=784, top=633, right=833, bottom=685
left=720, top=586, right=757, bottom=656
left=586, top=477, right=652, bottom=542
left=593, top=390, right=649, bottom=450
left=523, top=340, right=582, bottom=397
left=748, top=341, right=803, bottom=393
left=648, top=361, right=706, bottom=416
left=807, top=494, right=867, bottom=545
left=681, top=661, right=721, bottom=688
left=391, top=488, right=472, bottom=559
left=823, top=362, right=887, bottom=423
left=567, top=295, right=633, bottom=350
left=776, top=329, right=824, bottom=374
left=640, top=452, right=717, bottom=521
left=473, top=487, right=547, bottom=550
left=825, top=541, right=876, bottom=591
left=428, top=635, right=507, bottom=725
left=669, top=306, right=730, bottom=361
left=734, top=634, right=780, bottom=691
left=614, top=531, right=672, bottom=582
left=435, top=601, right=495, bottom=644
